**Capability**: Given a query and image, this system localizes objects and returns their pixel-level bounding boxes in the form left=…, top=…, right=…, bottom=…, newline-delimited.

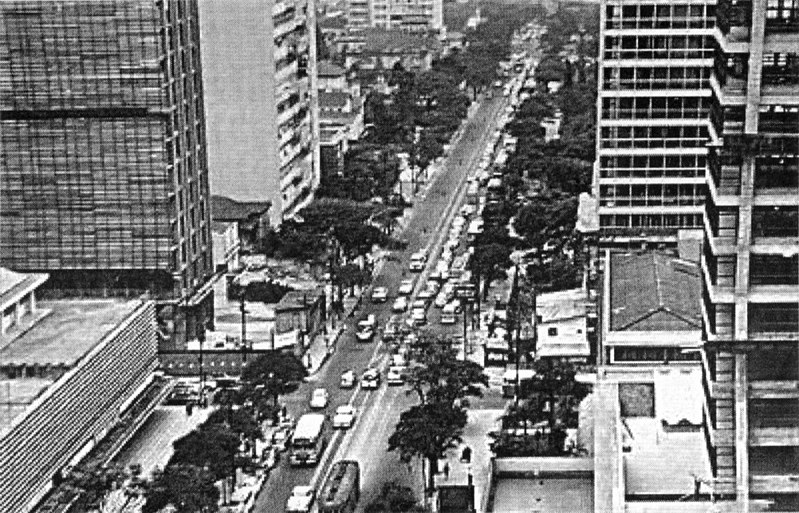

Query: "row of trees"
left=387, top=336, right=488, bottom=497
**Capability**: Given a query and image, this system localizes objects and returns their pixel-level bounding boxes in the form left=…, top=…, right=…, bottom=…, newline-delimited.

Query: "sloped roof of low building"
left=211, top=195, right=271, bottom=222
left=319, top=90, right=351, bottom=109
left=318, top=60, right=347, bottom=77
left=610, top=252, right=702, bottom=332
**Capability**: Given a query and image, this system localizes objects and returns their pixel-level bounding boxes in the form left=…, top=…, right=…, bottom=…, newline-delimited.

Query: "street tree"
left=528, top=358, right=590, bottom=428
left=168, top=424, right=240, bottom=481
left=143, top=464, right=219, bottom=513
left=388, top=403, right=467, bottom=492
left=206, top=407, right=262, bottom=446
left=240, top=351, right=308, bottom=417
left=405, top=336, right=488, bottom=406
left=469, top=242, right=513, bottom=299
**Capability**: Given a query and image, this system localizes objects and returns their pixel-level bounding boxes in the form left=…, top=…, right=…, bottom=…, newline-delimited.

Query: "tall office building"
left=345, top=0, right=443, bottom=33
left=0, top=0, right=214, bottom=346
left=595, top=0, right=715, bottom=246
left=199, top=0, right=320, bottom=228
left=700, top=0, right=799, bottom=507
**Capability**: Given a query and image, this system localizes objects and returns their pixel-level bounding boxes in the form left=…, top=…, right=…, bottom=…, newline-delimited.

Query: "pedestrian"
left=281, top=404, right=288, bottom=420
left=443, top=462, right=450, bottom=479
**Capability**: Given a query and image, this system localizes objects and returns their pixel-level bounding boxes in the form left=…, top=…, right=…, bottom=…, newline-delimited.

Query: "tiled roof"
left=318, top=60, right=346, bottom=77
left=211, top=195, right=270, bottom=222
left=319, top=91, right=351, bottom=109
left=610, top=252, right=702, bottom=332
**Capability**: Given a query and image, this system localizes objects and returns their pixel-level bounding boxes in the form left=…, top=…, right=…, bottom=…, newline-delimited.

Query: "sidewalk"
left=303, top=291, right=362, bottom=375
left=433, top=409, right=503, bottom=513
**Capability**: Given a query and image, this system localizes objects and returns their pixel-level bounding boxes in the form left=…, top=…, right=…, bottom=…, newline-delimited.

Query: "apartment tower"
left=198, top=0, right=320, bottom=228
left=0, top=0, right=214, bottom=347
left=595, top=0, right=715, bottom=247
left=700, top=0, right=799, bottom=508
left=345, top=0, right=443, bottom=33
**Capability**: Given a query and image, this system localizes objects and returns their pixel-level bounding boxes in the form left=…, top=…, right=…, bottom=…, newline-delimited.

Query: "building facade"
left=700, top=0, right=799, bottom=507
left=0, top=293, right=158, bottom=513
left=199, top=0, right=320, bottom=228
left=595, top=0, right=716, bottom=246
left=345, top=0, right=443, bottom=33
left=0, top=0, right=214, bottom=346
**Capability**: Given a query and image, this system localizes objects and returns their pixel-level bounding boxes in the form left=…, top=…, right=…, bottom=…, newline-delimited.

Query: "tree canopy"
left=240, top=351, right=308, bottom=415
left=143, top=464, right=219, bottom=513
left=169, top=424, right=239, bottom=481
left=406, top=336, right=488, bottom=406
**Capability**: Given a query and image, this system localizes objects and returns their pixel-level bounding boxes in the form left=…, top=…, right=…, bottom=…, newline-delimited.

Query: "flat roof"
left=609, top=252, right=702, bottom=332
left=492, top=477, right=594, bottom=512
left=0, top=268, right=48, bottom=311
left=0, top=299, right=143, bottom=367
left=537, top=288, right=587, bottom=322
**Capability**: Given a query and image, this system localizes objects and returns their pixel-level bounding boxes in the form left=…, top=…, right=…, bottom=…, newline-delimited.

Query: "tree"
left=169, top=424, right=240, bottom=481
left=405, top=335, right=488, bottom=406
left=364, top=481, right=431, bottom=513
left=469, top=242, right=512, bottom=299
left=206, top=407, right=262, bottom=446
left=62, top=463, right=127, bottom=512
left=240, top=351, right=308, bottom=417
left=528, top=358, right=590, bottom=428
left=143, top=464, right=219, bottom=513
left=388, top=404, right=467, bottom=492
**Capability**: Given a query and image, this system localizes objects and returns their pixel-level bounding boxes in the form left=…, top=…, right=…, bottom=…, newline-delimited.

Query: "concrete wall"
left=493, top=456, right=594, bottom=476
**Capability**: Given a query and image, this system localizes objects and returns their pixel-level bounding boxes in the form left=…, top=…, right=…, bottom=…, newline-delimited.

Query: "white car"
left=411, top=308, right=427, bottom=325
left=412, top=299, right=427, bottom=310
left=358, top=314, right=377, bottom=330
left=333, top=405, right=357, bottom=429
left=372, top=287, right=388, bottom=302
left=418, top=288, right=435, bottom=301
left=356, top=327, right=374, bottom=342
left=398, top=279, right=414, bottom=295
left=435, top=292, right=449, bottom=308
left=286, top=485, right=315, bottom=513
left=387, top=366, right=405, bottom=386
left=309, top=388, right=328, bottom=409
left=362, top=368, right=381, bottom=389
left=393, top=296, right=409, bottom=312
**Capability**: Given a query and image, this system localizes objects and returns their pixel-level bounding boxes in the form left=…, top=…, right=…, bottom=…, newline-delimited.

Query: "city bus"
left=290, top=413, right=327, bottom=466
left=319, top=460, right=360, bottom=513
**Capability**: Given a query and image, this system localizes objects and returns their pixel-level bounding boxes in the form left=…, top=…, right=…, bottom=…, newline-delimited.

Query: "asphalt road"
left=255, top=93, right=508, bottom=513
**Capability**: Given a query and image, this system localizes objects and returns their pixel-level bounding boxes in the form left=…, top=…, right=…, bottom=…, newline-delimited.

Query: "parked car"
left=332, top=405, right=357, bottom=429
left=398, top=279, right=414, bottom=295
left=411, top=308, right=427, bottom=325
left=286, top=485, right=315, bottom=513
left=387, top=366, right=405, bottom=386
left=261, top=445, right=280, bottom=471
left=309, top=388, right=329, bottom=409
left=340, top=370, right=356, bottom=389
left=418, top=287, right=435, bottom=301
left=358, top=314, right=377, bottom=330
left=362, top=368, right=381, bottom=389
left=271, top=426, right=292, bottom=452
left=393, top=296, right=409, bottom=312
left=357, top=325, right=375, bottom=342
left=371, top=287, right=388, bottom=302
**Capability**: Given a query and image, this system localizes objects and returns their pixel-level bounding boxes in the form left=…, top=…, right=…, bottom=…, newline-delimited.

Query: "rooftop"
left=0, top=299, right=145, bottom=428
left=537, top=288, right=587, bottom=323
left=319, top=90, right=351, bottom=109
left=275, top=289, right=324, bottom=311
left=575, top=192, right=599, bottom=233
left=211, top=195, right=271, bottom=222
left=609, top=252, right=702, bottom=332
left=318, top=60, right=346, bottom=77
left=362, top=28, right=441, bottom=54
left=0, top=267, right=49, bottom=311
left=0, top=299, right=143, bottom=367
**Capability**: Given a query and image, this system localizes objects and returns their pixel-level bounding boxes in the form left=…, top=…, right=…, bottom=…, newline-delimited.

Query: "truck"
left=290, top=413, right=327, bottom=466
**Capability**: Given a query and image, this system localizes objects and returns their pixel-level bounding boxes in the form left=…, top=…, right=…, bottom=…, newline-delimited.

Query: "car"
left=411, top=308, right=427, bottom=325
left=332, top=405, right=357, bottom=428
left=286, top=485, right=315, bottom=513
left=425, top=280, right=441, bottom=294
left=393, top=296, right=409, bottom=312
left=358, top=314, right=377, bottom=330
left=435, top=292, right=449, bottom=308
left=340, top=370, right=356, bottom=388
left=371, top=287, right=388, bottom=302
left=418, top=287, right=435, bottom=301
left=412, top=299, right=427, bottom=310
left=309, top=388, right=328, bottom=409
left=261, top=445, right=280, bottom=471
left=387, top=366, right=405, bottom=386
left=398, top=279, right=414, bottom=295
left=271, top=426, right=292, bottom=452
left=362, top=368, right=381, bottom=389
left=494, top=79, right=504, bottom=88
left=356, top=327, right=374, bottom=342
left=391, top=353, right=408, bottom=369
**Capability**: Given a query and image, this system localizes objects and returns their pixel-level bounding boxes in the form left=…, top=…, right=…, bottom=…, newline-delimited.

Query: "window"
left=548, top=327, right=558, bottom=337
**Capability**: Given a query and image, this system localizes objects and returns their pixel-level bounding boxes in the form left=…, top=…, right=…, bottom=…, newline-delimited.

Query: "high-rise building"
left=700, top=0, right=799, bottom=507
left=595, top=0, right=716, bottom=246
left=198, top=0, right=320, bottom=228
left=0, top=0, right=214, bottom=347
left=345, top=0, right=443, bottom=33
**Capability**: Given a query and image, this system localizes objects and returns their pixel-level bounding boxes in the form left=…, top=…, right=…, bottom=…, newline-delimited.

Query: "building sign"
left=455, top=283, right=476, bottom=300
left=273, top=329, right=299, bottom=350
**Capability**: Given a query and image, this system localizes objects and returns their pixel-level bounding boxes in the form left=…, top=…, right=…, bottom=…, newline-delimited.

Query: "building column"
left=734, top=352, right=749, bottom=511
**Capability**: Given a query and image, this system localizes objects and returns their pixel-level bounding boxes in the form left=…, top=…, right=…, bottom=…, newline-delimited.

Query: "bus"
left=319, top=460, right=360, bottom=513
left=290, top=413, right=326, bottom=466
left=501, top=369, right=536, bottom=398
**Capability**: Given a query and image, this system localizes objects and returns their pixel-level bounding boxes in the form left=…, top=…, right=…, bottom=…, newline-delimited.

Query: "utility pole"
left=240, top=294, right=248, bottom=362
left=510, top=262, right=521, bottom=408
left=462, top=302, right=469, bottom=361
